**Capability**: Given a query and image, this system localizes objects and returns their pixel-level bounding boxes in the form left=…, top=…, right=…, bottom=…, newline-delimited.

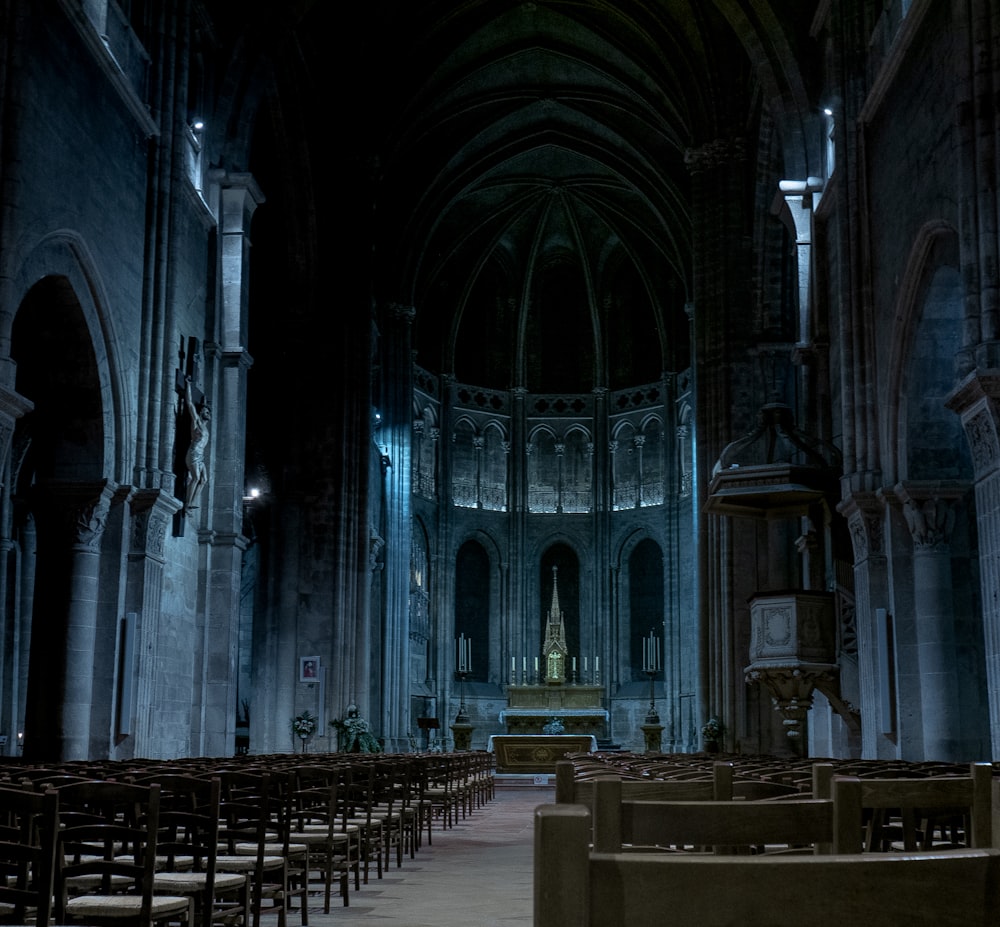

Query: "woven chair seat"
left=230, top=841, right=307, bottom=857
left=288, top=830, right=352, bottom=847
left=153, top=871, right=247, bottom=893
left=65, top=892, right=192, bottom=919
left=215, top=853, right=285, bottom=872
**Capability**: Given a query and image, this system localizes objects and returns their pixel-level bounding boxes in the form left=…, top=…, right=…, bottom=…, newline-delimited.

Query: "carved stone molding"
left=837, top=491, right=885, bottom=563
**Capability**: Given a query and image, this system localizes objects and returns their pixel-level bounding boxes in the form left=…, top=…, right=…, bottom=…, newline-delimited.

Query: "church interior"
left=1, top=0, right=998, bottom=770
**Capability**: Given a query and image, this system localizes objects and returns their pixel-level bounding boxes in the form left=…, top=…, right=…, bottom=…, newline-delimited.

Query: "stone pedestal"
left=451, top=722, right=473, bottom=751
left=641, top=723, right=664, bottom=753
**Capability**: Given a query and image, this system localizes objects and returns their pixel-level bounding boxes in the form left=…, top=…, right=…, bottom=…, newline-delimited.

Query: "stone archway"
left=11, top=276, right=110, bottom=761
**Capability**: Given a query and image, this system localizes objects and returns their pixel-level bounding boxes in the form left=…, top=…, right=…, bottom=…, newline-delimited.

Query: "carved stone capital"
left=892, top=481, right=967, bottom=551
left=837, top=491, right=886, bottom=562
left=130, top=489, right=182, bottom=561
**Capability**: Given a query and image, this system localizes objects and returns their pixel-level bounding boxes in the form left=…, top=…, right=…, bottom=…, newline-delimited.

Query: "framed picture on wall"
left=299, top=656, right=320, bottom=682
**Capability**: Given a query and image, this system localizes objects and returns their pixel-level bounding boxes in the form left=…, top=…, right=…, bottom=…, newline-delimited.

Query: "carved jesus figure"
left=184, top=376, right=211, bottom=513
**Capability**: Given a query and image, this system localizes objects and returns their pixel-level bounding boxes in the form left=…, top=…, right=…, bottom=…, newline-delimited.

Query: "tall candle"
left=595, top=656, right=599, bottom=673
left=511, top=656, right=516, bottom=673
left=534, top=656, right=539, bottom=672
left=583, top=657, right=588, bottom=673
left=572, top=657, right=577, bottom=672
left=522, top=656, right=526, bottom=674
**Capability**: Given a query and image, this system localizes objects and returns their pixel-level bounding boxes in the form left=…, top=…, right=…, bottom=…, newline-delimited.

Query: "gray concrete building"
left=0, top=0, right=996, bottom=763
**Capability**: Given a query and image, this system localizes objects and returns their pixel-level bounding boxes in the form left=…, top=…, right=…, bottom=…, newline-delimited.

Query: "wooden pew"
left=590, top=775, right=849, bottom=855
left=534, top=804, right=1000, bottom=927
left=554, top=759, right=733, bottom=805
left=830, top=762, right=994, bottom=852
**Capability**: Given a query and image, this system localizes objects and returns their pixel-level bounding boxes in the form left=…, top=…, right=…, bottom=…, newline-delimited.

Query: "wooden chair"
left=417, top=755, right=460, bottom=836
left=53, top=779, right=195, bottom=927
left=535, top=803, right=1000, bottom=927
left=340, top=761, right=385, bottom=884
left=138, top=774, right=250, bottom=927
left=286, top=765, right=355, bottom=910
left=590, top=775, right=847, bottom=855
left=213, top=770, right=305, bottom=927
left=0, top=785, right=59, bottom=927
left=830, top=762, right=994, bottom=852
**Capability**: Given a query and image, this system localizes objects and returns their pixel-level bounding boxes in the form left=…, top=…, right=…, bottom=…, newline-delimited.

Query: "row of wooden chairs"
left=0, top=749, right=496, bottom=927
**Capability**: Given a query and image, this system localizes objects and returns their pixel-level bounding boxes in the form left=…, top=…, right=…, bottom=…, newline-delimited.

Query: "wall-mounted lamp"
left=822, top=107, right=833, bottom=117
left=380, top=453, right=392, bottom=474
left=191, top=118, right=205, bottom=132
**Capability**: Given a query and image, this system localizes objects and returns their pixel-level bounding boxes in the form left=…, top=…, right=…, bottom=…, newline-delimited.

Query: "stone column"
left=895, top=483, right=965, bottom=760
left=946, top=374, right=1000, bottom=752
left=127, top=489, right=180, bottom=755
left=837, top=490, right=892, bottom=758
left=194, top=174, right=261, bottom=757
left=62, top=484, right=114, bottom=760
left=381, top=304, right=415, bottom=750
left=685, top=137, right=751, bottom=743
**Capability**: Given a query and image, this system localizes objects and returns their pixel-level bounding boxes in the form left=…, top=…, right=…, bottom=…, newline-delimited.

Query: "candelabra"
left=455, top=634, right=472, bottom=723
left=642, top=629, right=661, bottom=724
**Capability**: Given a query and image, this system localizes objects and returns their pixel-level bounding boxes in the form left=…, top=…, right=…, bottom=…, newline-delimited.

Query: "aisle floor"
left=303, top=782, right=553, bottom=926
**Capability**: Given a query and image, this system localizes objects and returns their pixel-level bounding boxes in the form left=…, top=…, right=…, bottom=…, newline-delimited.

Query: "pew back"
left=535, top=804, right=1000, bottom=927
left=591, top=776, right=848, bottom=855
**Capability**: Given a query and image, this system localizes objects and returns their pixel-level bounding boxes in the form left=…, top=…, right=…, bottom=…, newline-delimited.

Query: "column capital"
left=837, top=490, right=886, bottom=563
left=129, top=488, right=182, bottom=562
left=946, top=372, right=1000, bottom=479
left=218, top=172, right=265, bottom=232
left=891, top=481, right=967, bottom=551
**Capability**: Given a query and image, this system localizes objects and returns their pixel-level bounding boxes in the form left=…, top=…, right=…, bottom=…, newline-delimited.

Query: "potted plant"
left=701, top=716, right=724, bottom=752
left=291, top=709, right=317, bottom=752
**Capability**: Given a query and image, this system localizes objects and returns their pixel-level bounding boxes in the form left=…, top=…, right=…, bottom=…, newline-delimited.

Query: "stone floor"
left=298, top=779, right=553, bottom=926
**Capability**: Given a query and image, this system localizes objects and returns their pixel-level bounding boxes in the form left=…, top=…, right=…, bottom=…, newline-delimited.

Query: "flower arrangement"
left=291, top=710, right=317, bottom=739
left=542, top=717, right=565, bottom=735
left=701, top=716, right=724, bottom=742
left=330, top=704, right=382, bottom=753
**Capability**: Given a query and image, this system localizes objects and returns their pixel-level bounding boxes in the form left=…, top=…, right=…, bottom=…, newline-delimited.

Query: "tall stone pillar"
left=380, top=303, right=414, bottom=750
left=25, top=481, right=114, bottom=760
left=127, top=489, right=181, bottom=755
left=685, top=136, right=751, bottom=742
left=195, top=174, right=261, bottom=757
left=946, top=375, right=1000, bottom=753
left=837, top=490, right=892, bottom=758
left=895, top=484, right=964, bottom=760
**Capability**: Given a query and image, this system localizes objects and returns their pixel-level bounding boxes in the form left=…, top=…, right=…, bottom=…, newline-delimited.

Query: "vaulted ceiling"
left=241, top=1, right=820, bottom=396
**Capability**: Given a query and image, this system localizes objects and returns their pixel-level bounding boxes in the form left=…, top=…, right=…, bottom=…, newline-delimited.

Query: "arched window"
left=455, top=541, right=490, bottom=680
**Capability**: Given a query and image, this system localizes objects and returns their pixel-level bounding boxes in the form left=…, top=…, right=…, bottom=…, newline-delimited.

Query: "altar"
left=488, top=734, right=597, bottom=773
left=501, top=564, right=608, bottom=738
left=500, top=691, right=608, bottom=735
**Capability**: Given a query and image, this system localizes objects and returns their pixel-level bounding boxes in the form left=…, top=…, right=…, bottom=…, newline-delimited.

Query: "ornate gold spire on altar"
left=542, top=565, right=569, bottom=683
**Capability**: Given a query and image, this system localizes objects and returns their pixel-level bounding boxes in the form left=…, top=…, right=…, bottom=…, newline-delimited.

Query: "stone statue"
left=184, top=376, right=210, bottom=513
